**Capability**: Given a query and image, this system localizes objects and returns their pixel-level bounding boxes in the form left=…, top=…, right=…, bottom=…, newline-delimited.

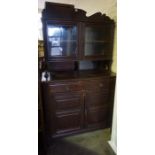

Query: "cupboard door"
left=45, top=21, right=78, bottom=61
left=83, top=23, right=114, bottom=60
left=49, top=92, right=84, bottom=137
left=85, top=91, right=109, bottom=128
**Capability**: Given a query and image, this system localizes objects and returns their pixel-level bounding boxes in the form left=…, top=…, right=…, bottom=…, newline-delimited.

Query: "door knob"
left=99, top=83, right=103, bottom=87
left=66, top=86, right=70, bottom=91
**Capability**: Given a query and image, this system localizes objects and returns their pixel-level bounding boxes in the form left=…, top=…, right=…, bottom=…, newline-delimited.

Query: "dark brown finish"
left=42, top=2, right=114, bottom=23
left=107, top=74, right=116, bottom=128
left=42, top=83, right=84, bottom=138
left=38, top=57, right=46, bottom=154
left=40, top=2, right=116, bottom=143
left=48, top=81, right=82, bottom=93
left=42, top=2, right=114, bottom=62
left=84, top=78, right=109, bottom=91
left=41, top=76, right=115, bottom=139
left=47, top=61, right=75, bottom=71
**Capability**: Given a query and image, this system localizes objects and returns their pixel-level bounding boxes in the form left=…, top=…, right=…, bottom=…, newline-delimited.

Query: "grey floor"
left=47, top=128, right=116, bottom=155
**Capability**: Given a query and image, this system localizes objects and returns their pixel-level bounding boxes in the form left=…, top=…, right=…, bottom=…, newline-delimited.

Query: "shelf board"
left=85, top=40, right=110, bottom=43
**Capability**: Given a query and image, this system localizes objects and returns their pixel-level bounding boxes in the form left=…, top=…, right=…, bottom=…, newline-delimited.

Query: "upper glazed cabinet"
left=83, top=23, right=114, bottom=60
left=42, top=2, right=114, bottom=62
left=45, top=21, right=78, bottom=61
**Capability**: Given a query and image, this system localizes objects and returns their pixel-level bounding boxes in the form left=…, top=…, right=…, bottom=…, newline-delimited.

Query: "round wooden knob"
left=66, top=86, right=70, bottom=91
left=99, top=83, right=103, bottom=87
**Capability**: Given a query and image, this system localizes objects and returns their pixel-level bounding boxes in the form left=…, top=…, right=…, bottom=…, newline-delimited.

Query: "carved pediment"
left=88, top=12, right=113, bottom=22
left=42, top=2, right=114, bottom=24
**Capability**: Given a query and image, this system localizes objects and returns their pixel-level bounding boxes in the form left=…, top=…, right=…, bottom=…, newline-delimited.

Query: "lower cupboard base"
left=45, top=123, right=110, bottom=144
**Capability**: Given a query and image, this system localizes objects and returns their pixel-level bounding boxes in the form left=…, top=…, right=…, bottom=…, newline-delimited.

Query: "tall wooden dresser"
left=40, top=2, right=116, bottom=144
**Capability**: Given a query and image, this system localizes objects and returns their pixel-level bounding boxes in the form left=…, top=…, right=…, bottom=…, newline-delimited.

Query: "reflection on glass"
left=47, top=25, right=77, bottom=57
left=48, top=27, right=62, bottom=36
left=84, top=26, right=110, bottom=56
left=85, top=44, right=106, bottom=56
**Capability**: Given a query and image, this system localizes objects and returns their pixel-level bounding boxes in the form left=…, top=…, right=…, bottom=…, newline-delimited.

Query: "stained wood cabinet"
left=41, top=2, right=116, bottom=141
left=42, top=76, right=115, bottom=138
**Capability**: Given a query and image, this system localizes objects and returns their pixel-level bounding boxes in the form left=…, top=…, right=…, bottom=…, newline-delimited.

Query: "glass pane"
left=47, top=25, right=77, bottom=57
left=84, top=26, right=110, bottom=56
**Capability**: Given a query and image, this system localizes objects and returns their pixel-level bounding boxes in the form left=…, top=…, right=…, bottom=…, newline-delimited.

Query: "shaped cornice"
left=42, top=2, right=114, bottom=24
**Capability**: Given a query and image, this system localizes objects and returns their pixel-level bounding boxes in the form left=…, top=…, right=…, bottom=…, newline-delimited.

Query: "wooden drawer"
left=53, top=92, right=83, bottom=113
left=84, top=78, right=109, bottom=91
left=49, top=81, right=82, bottom=93
left=85, top=91, right=109, bottom=109
left=55, top=112, right=82, bottom=134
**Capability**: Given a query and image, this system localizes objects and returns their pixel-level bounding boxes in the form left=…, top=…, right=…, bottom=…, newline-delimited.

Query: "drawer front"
left=53, top=92, right=83, bottom=113
left=49, top=81, right=82, bottom=93
left=55, top=112, right=82, bottom=134
left=84, top=78, right=109, bottom=91
left=46, top=91, right=84, bottom=136
left=85, top=91, right=109, bottom=109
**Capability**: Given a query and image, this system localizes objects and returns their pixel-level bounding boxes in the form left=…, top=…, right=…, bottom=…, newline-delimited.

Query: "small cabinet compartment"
left=86, top=108, right=108, bottom=128
left=45, top=21, right=78, bottom=61
left=83, top=23, right=113, bottom=59
left=84, top=78, right=109, bottom=91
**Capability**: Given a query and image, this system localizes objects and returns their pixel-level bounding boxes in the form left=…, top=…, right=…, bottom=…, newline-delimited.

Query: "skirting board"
left=108, top=140, right=117, bottom=154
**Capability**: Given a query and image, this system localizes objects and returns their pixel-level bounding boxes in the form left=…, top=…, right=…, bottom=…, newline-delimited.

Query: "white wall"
left=108, top=85, right=117, bottom=153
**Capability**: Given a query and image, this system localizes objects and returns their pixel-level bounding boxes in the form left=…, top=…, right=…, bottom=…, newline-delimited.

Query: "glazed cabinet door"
left=48, top=91, right=84, bottom=137
left=82, top=23, right=114, bottom=60
left=44, top=21, right=79, bottom=61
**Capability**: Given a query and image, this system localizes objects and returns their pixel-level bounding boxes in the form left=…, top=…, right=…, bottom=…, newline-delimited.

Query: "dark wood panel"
left=48, top=81, right=82, bottom=93
left=42, top=76, right=115, bottom=139
left=47, top=61, right=76, bottom=71
left=84, top=78, right=109, bottom=91
left=53, top=92, right=83, bottom=113
left=44, top=90, right=84, bottom=137
left=86, top=108, right=108, bottom=128
left=55, top=112, right=82, bottom=134
left=42, top=2, right=115, bottom=24
left=85, top=89, right=109, bottom=128
left=107, top=75, right=116, bottom=127
left=85, top=91, right=109, bottom=109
